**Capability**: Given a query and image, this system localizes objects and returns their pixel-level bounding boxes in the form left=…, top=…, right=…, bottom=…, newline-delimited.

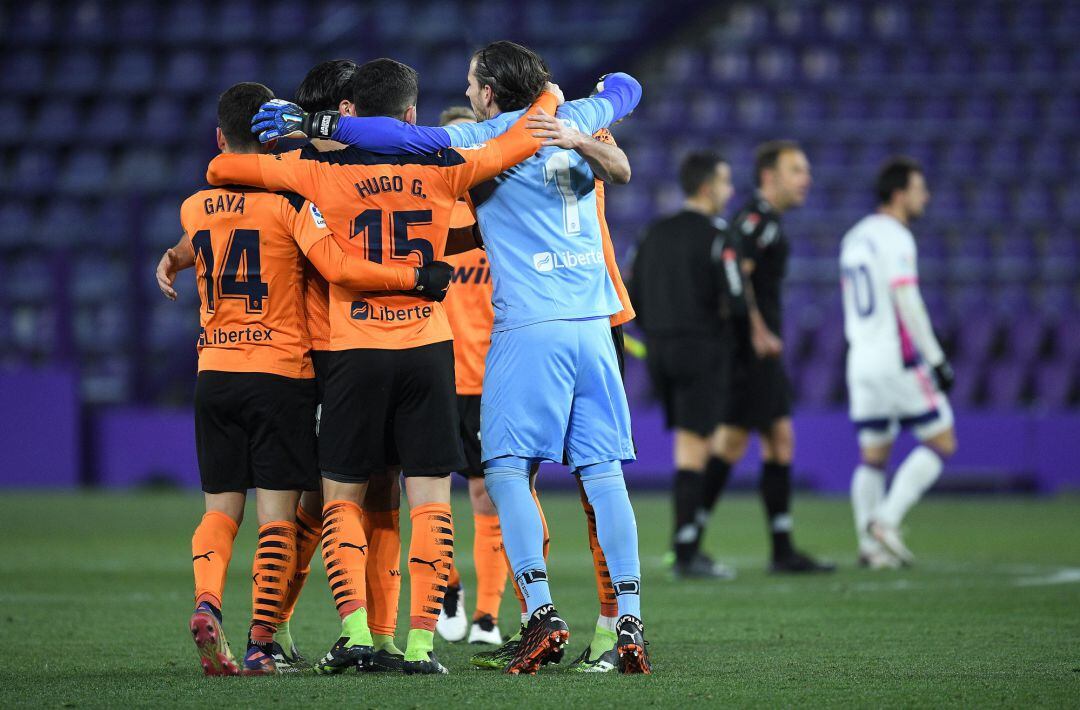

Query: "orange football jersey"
left=443, top=203, right=493, bottom=395
left=206, top=92, right=558, bottom=352
left=593, top=129, right=636, bottom=328
left=180, top=187, right=321, bottom=378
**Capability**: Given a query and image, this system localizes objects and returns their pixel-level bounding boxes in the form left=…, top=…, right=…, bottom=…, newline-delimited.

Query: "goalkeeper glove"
left=411, top=262, right=454, bottom=302
left=932, top=361, right=955, bottom=393
left=250, top=100, right=340, bottom=143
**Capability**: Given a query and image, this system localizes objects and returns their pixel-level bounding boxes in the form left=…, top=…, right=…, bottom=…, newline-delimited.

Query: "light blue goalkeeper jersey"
left=442, top=98, right=622, bottom=332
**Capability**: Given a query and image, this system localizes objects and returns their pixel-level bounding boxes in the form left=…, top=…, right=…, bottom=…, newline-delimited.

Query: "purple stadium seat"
left=106, top=49, right=156, bottom=94
left=116, top=2, right=158, bottom=41
left=0, top=204, right=34, bottom=248
left=50, top=50, right=102, bottom=95
left=219, top=49, right=263, bottom=85
left=141, top=96, right=186, bottom=144
left=264, top=0, right=308, bottom=41
left=7, top=256, right=54, bottom=302
left=871, top=3, right=911, bottom=38
left=1032, top=362, right=1074, bottom=410
left=164, top=51, right=209, bottom=94
left=992, top=238, right=1036, bottom=282
left=59, top=150, right=111, bottom=196
left=114, top=149, right=169, bottom=191
left=709, top=49, right=752, bottom=82
left=85, top=101, right=134, bottom=143
left=800, top=46, right=841, bottom=82
left=984, top=362, right=1028, bottom=408
left=215, top=0, right=258, bottom=41
left=162, top=3, right=208, bottom=43
left=92, top=199, right=133, bottom=250
left=1006, top=317, right=1046, bottom=366
left=10, top=151, right=58, bottom=194
left=73, top=256, right=127, bottom=302
left=1, top=52, right=47, bottom=93
left=1014, top=182, right=1055, bottom=224
left=954, top=312, right=997, bottom=366
left=34, top=199, right=87, bottom=249
left=799, top=361, right=841, bottom=408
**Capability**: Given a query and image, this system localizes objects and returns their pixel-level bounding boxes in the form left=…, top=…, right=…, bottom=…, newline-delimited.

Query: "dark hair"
left=679, top=151, right=726, bottom=196
left=295, top=59, right=358, bottom=112
left=218, top=82, right=274, bottom=152
left=439, top=105, right=475, bottom=126
left=876, top=156, right=923, bottom=205
left=471, top=41, right=549, bottom=112
left=350, top=58, right=419, bottom=118
left=754, top=139, right=802, bottom=187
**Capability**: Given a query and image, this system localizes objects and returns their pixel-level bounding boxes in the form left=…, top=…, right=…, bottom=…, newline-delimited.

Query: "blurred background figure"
left=630, top=151, right=744, bottom=579
left=841, top=157, right=958, bottom=569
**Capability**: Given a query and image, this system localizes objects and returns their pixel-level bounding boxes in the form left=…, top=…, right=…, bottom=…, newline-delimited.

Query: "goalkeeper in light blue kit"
left=252, top=41, right=648, bottom=675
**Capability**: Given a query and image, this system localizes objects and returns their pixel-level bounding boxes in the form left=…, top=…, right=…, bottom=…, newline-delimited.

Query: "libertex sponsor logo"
left=198, top=327, right=273, bottom=346
left=351, top=299, right=433, bottom=322
left=532, top=249, right=603, bottom=273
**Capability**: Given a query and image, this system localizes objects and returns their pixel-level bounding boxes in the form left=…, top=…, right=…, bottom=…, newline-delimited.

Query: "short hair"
left=471, top=41, right=550, bottom=112
left=876, top=156, right=923, bottom=205
left=218, top=82, right=273, bottom=152
left=754, top=139, right=802, bottom=187
left=294, top=59, right=358, bottom=112
left=350, top=58, right=419, bottom=118
left=679, top=151, right=726, bottom=196
left=439, top=105, right=475, bottom=126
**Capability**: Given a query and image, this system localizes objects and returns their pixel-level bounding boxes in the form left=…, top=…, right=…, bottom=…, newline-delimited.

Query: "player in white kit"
left=839, top=158, right=957, bottom=568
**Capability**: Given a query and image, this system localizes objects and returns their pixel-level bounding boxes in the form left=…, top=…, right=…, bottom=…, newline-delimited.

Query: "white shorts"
left=847, top=365, right=954, bottom=448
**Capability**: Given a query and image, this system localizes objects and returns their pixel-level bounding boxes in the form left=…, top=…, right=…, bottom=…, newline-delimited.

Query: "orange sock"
left=510, top=489, right=551, bottom=616
left=321, top=500, right=368, bottom=620
left=578, top=478, right=618, bottom=617
left=280, top=504, right=322, bottom=623
left=407, top=503, right=454, bottom=631
left=472, top=513, right=508, bottom=622
left=192, top=511, right=239, bottom=610
left=250, top=521, right=298, bottom=643
left=362, top=509, right=401, bottom=637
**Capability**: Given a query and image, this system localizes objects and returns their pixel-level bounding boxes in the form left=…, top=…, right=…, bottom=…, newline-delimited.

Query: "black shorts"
left=646, top=335, right=728, bottom=436
left=455, top=394, right=483, bottom=478
left=318, top=341, right=465, bottom=481
left=194, top=371, right=319, bottom=494
left=311, top=349, right=331, bottom=406
left=723, top=339, right=793, bottom=431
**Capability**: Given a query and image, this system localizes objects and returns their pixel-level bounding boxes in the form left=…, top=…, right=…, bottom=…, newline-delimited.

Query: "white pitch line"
left=1013, top=568, right=1080, bottom=587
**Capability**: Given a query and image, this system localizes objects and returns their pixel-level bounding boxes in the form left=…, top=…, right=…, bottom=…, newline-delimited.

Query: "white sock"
left=876, top=446, right=943, bottom=527
left=597, top=614, right=618, bottom=633
left=851, top=464, right=886, bottom=551
left=520, top=612, right=529, bottom=626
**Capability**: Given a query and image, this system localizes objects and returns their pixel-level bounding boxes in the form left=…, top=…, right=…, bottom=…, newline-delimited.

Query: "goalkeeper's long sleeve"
left=893, top=282, right=945, bottom=367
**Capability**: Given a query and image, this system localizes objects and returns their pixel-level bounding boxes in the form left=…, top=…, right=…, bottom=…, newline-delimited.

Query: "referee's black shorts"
left=646, top=335, right=728, bottom=437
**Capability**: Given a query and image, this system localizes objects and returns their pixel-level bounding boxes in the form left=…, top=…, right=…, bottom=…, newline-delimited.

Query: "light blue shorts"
left=480, top=317, right=635, bottom=469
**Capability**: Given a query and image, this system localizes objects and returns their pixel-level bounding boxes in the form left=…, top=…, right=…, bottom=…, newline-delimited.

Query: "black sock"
left=761, top=461, right=793, bottom=559
left=673, top=469, right=703, bottom=563
left=700, top=456, right=733, bottom=517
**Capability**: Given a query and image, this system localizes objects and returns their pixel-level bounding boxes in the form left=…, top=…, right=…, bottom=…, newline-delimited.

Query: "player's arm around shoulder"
left=443, top=89, right=560, bottom=193
left=206, top=148, right=314, bottom=196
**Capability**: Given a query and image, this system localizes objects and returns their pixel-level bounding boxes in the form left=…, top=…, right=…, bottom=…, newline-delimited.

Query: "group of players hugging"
left=158, top=41, right=649, bottom=677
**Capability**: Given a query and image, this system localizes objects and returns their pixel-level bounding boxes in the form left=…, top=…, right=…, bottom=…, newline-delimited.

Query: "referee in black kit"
left=714, top=140, right=835, bottom=573
left=629, top=151, right=746, bottom=579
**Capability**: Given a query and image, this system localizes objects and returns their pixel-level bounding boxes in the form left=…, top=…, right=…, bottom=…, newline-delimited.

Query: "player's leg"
left=273, top=488, right=321, bottom=669
left=189, top=371, right=248, bottom=676
left=568, top=476, right=621, bottom=673
left=672, top=428, right=733, bottom=578
left=437, top=395, right=485, bottom=645
left=872, top=393, right=957, bottom=564
left=190, top=492, right=243, bottom=677
left=240, top=374, right=318, bottom=675
left=361, top=467, right=405, bottom=671
left=395, top=341, right=464, bottom=675
left=243, top=489, right=301, bottom=676
left=315, top=349, right=389, bottom=673
left=481, top=321, right=574, bottom=675
left=567, top=318, right=649, bottom=674
left=401, top=475, right=455, bottom=674
left=466, top=475, right=508, bottom=644
left=852, top=434, right=896, bottom=569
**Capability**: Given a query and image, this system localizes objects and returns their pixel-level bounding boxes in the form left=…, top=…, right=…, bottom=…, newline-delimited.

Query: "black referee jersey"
left=628, top=209, right=745, bottom=337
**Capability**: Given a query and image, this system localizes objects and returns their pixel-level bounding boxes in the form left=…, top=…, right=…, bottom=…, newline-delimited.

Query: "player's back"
left=180, top=186, right=313, bottom=379
left=461, top=102, right=622, bottom=332
left=840, top=213, right=915, bottom=373
left=279, top=146, right=476, bottom=351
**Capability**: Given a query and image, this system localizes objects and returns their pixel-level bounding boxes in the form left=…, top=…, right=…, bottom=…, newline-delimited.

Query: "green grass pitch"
left=3, top=490, right=1078, bottom=707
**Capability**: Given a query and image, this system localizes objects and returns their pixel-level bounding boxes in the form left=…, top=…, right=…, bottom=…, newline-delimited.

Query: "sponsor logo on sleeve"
left=309, top=203, right=327, bottom=228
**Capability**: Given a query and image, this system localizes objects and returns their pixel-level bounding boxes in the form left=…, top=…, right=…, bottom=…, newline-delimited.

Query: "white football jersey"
left=839, top=214, right=920, bottom=375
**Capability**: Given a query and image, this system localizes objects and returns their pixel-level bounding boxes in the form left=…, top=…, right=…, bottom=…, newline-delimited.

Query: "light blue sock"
left=578, top=461, right=641, bottom=619
left=484, top=456, right=552, bottom=615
